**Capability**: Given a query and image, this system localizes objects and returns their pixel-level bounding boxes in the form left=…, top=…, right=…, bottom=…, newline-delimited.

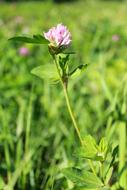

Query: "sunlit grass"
left=0, top=0, right=127, bottom=189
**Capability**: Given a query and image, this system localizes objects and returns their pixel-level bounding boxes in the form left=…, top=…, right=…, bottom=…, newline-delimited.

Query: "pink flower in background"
left=44, top=23, right=71, bottom=48
left=112, top=34, right=120, bottom=42
left=19, top=47, right=29, bottom=56
left=0, top=19, right=4, bottom=26
left=15, top=16, right=24, bottom=24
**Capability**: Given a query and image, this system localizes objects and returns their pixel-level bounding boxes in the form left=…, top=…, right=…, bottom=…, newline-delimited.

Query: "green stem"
left=4, top=152, right=32, bottom=190
left=118, top=121, right=127, bottom=188
left=23, top=86, right=33, bottom=189
left=88, top=160, right=97, bottom=177
left=53, top=55, right=97, bottom=177
left=1, top=106, right=11, bottom=181
left=4, top=142, right=11, bottom=181
left=53, top=55, right=82, bottom=144
left=25, top=86, right=33, bottom=154
left=100, top=162, right=104, bottom=183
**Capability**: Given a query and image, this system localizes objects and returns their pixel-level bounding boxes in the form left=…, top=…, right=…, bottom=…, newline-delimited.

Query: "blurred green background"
left=0, top=0, right=127, bottom=189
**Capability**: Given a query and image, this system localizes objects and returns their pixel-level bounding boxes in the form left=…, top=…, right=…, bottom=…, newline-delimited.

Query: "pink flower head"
left=19, top=47, right=29, bottom=56
left=44, top=23, right=71, bottom=48
left=112, top=35, right=120, bottom=42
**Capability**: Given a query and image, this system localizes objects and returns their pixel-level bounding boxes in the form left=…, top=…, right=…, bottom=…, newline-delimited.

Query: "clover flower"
left=44, top=24, right=71, bottom=50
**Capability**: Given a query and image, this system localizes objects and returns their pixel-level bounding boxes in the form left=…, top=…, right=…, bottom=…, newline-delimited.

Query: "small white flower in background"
left=22, top=27, right=30, bottom=34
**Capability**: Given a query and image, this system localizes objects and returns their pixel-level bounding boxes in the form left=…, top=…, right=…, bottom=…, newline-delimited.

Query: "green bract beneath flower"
left=48, top=44, right=67, bottom=55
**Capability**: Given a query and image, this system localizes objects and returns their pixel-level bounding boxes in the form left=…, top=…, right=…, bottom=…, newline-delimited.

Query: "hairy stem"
left=53, top=54, right=97, bottom=177
left=53, top=55, right=82, bottom=144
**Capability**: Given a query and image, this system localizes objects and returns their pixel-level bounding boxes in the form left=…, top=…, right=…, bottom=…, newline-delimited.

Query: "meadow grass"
left=0, top=1, right=127, bottom=189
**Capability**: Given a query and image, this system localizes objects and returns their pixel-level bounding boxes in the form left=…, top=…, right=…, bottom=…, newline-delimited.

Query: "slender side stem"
left=118, top=121, right=127, bottom=188
left=62, top=81, right=83, bottom=144
left=4, top=142, right=11, bottom=181
left=88, top=160, right=97, bottom=177
left=25, top=86, right=33, bottom=154
left=23, top=86, right=33, bottom=189
left=0, top=106, right=11, bottom=181
left=53, top=55, right=83, bottom=144
left=100, top=161, right=104, bottom=183
left=53, top=55, right=97, bottom=177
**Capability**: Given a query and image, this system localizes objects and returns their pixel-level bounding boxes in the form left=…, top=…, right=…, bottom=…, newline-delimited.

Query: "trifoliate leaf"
left=74, top=135, right=107, bottom=161
left=69, top=64, right=88, bottom=79
left=99, top=138, right=108, bottom=151
left=98, top=137, right=108, bottom=161
left=31, top=64, right=59, bottom=83
left=62, top=167, right=103, bottom=189
left=74, top=135, right=98, bottom=161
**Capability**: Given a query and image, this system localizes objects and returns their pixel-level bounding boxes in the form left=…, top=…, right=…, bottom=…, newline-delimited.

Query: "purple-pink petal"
left=44, top=23, right=71, bottom=48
